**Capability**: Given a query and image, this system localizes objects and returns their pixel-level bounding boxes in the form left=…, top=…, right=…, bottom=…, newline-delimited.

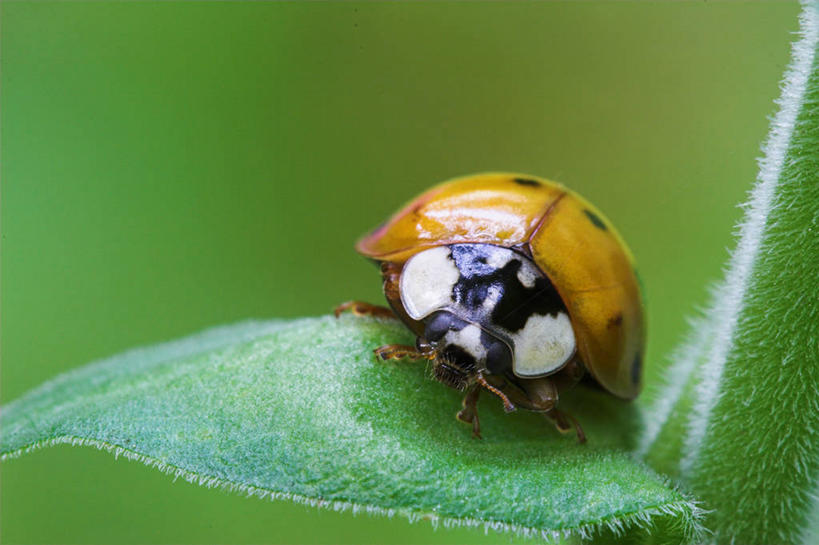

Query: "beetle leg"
left=380, top=261, right=403, bottom=302
left=475, top=372, right=516, bottom=413
left=546, top=409, right=587, bottom=444
left=334, top=301, right=396, bottom=319
left=456, top=385, right=482, bottom=439
left=374, top=344, right=436, bottom=362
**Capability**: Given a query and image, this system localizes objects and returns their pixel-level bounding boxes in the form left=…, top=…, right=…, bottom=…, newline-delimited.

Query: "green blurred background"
left=1, top=1, right=799, bottom=543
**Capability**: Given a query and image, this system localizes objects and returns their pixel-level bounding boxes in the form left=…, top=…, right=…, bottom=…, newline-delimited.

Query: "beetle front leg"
left=456, top=385, right=482, bottom=439
left=545, top=408, right=587, bottom=444
left=475, top=372, right=516, bottom=413
left=374, top=344, right=436, bottom=362
left=334, top=301, right=396, bottom=319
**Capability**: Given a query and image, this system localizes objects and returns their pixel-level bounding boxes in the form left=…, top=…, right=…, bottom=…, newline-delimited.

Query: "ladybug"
left=336, top=173, right=644, bottom=440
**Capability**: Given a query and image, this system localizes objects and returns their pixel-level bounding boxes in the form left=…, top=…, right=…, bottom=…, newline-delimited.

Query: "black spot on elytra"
left=513, top=177, right=541, bottom=187
left=631, top=352, right=643, bottom=385
left=607, top=313, right=624, bottom=329
left=449, top=244, right=566, bottom=332
left=583, top=209, right=608, bottom=231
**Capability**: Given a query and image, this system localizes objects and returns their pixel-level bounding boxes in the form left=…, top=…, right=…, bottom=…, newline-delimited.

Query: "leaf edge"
left=1, top=435, right=705, bottom=544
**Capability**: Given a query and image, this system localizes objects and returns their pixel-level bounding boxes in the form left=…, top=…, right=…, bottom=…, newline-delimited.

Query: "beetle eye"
left=485, top=340, right=513, bottom=375
left=424, top=311, right=464, bottom=343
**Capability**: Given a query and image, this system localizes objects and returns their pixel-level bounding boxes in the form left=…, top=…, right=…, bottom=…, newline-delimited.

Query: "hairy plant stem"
left=640, top=2, right=819, bottom=543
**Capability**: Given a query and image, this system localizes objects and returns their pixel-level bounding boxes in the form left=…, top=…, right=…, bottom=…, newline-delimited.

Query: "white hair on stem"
left=634, top=313, right=713, bottom=459
left=801, top=479, right=819, bottom=545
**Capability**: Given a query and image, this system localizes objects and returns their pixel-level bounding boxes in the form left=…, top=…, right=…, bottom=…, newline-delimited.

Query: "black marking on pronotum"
left=583, top=209, right=608, bottom=231
left=513, top=177, right=541, bottom=187
left=449, top=244, right=566, bottom=332
left=491, top=270, right=564, bottom=331
left=631, top=352, right=642, bottom=385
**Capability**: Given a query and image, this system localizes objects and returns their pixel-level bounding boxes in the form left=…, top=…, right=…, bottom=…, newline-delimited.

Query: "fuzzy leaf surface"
left=1, top=315, right=700, bottom=543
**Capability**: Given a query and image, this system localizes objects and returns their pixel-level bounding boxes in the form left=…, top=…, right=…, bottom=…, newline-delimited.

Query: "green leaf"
left=1, top=315, right=701, bottom=543
left=638, top=2, right=819, bottom=543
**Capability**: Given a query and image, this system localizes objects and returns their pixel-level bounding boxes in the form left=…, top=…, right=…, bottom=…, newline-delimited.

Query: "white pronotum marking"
left=510, top=312, right=576, bottom=377
left=516, top=262, right=539, bottom=288
left=481, top=285, right=503, bottom=311
left=486, top=250, right=513, bottom=270
left=400, top=246, right=459, bottom=320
